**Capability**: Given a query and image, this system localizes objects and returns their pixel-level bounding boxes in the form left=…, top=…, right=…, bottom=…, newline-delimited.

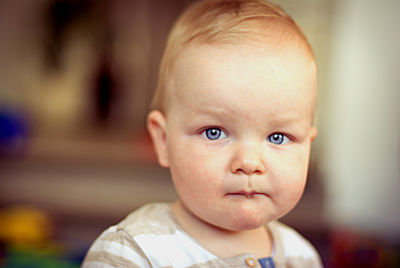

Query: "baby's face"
left=157, top=40, right=317, bottom=231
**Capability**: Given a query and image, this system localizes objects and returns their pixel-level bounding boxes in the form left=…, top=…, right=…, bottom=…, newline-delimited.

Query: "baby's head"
left=148, top=0, right=317, bottom=231
left=150, top=0, right=315, bottom=112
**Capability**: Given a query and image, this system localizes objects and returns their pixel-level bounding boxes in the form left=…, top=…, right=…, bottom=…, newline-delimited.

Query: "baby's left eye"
left=267, top=133, right=291, bottom=145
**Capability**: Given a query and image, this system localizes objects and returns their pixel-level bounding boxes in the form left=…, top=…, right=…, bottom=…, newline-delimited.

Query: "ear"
left=310, top=127, right=318, bottom=143
left=147, top=110, right=169, bottom=167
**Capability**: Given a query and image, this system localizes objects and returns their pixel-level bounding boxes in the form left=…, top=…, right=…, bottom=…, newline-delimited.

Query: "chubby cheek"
left=168, top=142, right=223, bottom=206
left=273, top=150, right=310, bottom=216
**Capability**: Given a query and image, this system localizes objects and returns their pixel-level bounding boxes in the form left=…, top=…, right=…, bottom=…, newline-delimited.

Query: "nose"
left=230, top=144, right=266, bottom=175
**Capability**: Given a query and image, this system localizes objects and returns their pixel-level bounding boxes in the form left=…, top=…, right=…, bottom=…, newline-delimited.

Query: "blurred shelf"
left=0, top=157, right=177, bottom=220
left=26, top=132, right=157, bottom=165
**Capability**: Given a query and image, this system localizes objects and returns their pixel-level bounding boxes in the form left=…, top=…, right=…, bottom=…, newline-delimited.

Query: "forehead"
left=166, top=40, right=316, bottom=122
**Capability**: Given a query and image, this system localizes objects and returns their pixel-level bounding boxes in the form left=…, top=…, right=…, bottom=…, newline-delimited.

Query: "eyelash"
left=200, top=127, right=293, bottom=145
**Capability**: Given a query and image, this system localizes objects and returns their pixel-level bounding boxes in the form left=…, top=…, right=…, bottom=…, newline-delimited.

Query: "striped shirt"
left=82, top=203, right=322, bottom=268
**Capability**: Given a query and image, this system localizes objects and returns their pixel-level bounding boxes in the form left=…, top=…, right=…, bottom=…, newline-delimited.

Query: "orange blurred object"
left=0, top=205, right=53, bottom=247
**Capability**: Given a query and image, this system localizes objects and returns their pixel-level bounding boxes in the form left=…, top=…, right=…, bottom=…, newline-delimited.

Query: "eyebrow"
left=193, top=105, right=237, bottom=120
left=194, top=105, right=307, bottom=127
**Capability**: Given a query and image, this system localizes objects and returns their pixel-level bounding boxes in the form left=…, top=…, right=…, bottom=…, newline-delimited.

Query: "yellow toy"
left=0, top=205, right=53, bottom=247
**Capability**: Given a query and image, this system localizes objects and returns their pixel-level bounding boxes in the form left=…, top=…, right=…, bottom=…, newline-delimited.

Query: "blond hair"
left=151, top=0, right=312, bottom=111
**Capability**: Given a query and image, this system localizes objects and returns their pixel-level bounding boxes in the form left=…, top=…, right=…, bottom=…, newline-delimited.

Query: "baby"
left=83, top=0, right=322, bottom=267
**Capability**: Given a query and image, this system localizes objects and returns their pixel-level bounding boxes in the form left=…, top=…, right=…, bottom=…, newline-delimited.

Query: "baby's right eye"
left=201, top=128, right=227, bottom=140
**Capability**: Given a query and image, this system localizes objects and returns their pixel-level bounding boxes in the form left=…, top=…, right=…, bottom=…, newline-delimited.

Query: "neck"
left=169, top=200, right=273, bottom=259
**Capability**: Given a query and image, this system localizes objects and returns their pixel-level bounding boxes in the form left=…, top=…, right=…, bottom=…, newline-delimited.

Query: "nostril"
left=233, top=166, right=264, bottom=175
left=254, top=169, right=263, bottom=175
left=234, top=168, right=245, bottom=174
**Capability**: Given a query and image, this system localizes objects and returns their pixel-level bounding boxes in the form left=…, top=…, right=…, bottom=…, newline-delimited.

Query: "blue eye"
left=202, top=128, right=227, bottom=140
left=268, top=133, right=291, bottom=145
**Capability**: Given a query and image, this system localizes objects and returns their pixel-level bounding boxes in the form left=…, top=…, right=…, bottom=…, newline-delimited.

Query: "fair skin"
left=147, top=37, right=317, bottom=259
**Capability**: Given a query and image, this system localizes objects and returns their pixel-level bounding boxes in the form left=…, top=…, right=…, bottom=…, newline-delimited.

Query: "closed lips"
left=225, top=191, right=267, bottom=198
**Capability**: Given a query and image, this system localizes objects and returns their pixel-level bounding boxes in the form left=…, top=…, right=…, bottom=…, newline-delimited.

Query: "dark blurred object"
left=43, top=0, right=119, bottom=125
left=329, top=229, right=400, bottom=268
left=92, top=41, right=117, bottom=125
left=43, top=0, right=93, bottom=70
left=0, top=109, right=29, bottom=156
left=1, top=246, right=79, bottom=268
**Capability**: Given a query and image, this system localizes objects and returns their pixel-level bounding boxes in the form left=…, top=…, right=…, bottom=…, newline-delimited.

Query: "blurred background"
left=0, top=0, right=399, bottom=267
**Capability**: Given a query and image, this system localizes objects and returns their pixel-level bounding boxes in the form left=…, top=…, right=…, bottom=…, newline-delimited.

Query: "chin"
left=221, top=214, right=270, bottom=231
left=232, top=222, right=265, bottom=231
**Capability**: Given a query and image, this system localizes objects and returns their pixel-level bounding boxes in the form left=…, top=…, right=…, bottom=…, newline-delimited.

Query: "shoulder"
left=118, top=203, right=178, bottom=236
left=269, top=221, right=323, bottom=267
left=82, top=203, right=173, bottom=268
left=271, top=221, right=318, bottom=258
left=84, top=202, right=219, bottom=267
left=82, top=225, right=151, bottom=267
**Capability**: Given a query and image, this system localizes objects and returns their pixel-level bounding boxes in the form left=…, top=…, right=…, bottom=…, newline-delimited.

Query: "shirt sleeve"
left=82, top=226, right=152, bottom=268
